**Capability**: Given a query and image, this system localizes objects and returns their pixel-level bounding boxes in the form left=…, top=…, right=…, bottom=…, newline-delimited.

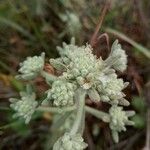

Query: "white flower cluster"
left=50, top=39, right=127, bottom=103
left=109, top=106, right=134, bottom=132
left=16, top=53, right=45, bottom=80
left=53, top=133, right=87, bottom=150
left=66, top=45, right=98, bottom=78
left=52, top=40, right=102, bottom=90
left=10, top=38, right=134, bottom=147
left=10, top=92, right=38, bottom=124
left=48, top=39, right=134, bottom=144
left=109, top=105, right=135, bottom=143
left=45, top=80, right=77, bottom=106
left=97, top=73, right=128, bottom=104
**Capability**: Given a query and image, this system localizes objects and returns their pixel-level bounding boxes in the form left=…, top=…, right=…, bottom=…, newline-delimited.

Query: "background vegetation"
left=0, top=0, right=150, bottom=149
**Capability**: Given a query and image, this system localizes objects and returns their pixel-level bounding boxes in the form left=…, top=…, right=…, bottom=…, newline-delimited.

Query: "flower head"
left=56, top=40, right=103, bottom=89
left=97, top=73, right=125, bottom=103
left=10, top=92, right=38, bottom=124
left=45, top=80, right=77, bottom=106
left=53, top=133, right=87, bottom=150
left=16, top=53, right=45, bottom=80
left=109, top=105, right=135, bottom=142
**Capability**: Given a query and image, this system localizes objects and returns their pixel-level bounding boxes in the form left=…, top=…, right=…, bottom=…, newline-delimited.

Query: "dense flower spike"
left=45, top=80, right=77, bottom=106
left=109, top=105, right=135, bottom=143
left=53, top=133, right=87, bottom=150
left=10, top=92, right=38, bottom=124
left=16, top=53, right=45, bottom=80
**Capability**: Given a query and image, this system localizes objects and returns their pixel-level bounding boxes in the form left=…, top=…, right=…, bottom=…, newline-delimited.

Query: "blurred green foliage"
left=131, top=96, right=146, bottom=129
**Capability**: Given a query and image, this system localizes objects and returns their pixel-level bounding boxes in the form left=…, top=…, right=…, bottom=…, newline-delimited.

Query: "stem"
left=37, top=105, right=76, bottom=113
left=78, top=108, right=85, bottom=135
left=85, top=106, right=110, bottom=122
left=70, top=88, right=86, bottom=135
left=41, top=71, right=57, bottom=82
left=90, top=0, right=110, bottom=47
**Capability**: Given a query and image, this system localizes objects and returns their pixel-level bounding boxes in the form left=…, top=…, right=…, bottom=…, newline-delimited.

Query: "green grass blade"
left=105, top=28, right=150, bottom=59
left=0, top=16, right=35, bottom=40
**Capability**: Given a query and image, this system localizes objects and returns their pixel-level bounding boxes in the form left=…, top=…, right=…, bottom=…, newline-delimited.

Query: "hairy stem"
left=37, top=105, right=76, bottom=113
left=85, top=106, right=110, bottom=122
left=70, top=88, right=86, bottom=135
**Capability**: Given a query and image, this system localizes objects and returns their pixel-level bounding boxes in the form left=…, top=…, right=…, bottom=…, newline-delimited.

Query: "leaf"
left=131, top=114, right=145, bottom=129
left=131, top=96, right=146, bottom=112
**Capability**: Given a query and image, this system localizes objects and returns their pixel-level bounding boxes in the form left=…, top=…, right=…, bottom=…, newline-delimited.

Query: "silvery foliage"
left=53, top=133, right=88, bottom=150
left=10, top=92, right=38, bottom=124
left=16, top=53, right=45, bottom=80
left=10, top=38, right=135, bottom=149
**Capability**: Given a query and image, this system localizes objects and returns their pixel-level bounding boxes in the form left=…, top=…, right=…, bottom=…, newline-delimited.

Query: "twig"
left=97, top=33, right=110, bottom=51
left=90, top=0, right=110, bottom=47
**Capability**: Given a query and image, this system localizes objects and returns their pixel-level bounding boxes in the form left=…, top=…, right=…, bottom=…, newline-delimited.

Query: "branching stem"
left=85, top=106, right=110, bottom=122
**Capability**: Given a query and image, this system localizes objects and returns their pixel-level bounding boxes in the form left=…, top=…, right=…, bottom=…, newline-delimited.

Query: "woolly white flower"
left=56, top=41, right=103, bottom=89
left=10, top=92, right=38, bottom=124
left=53, top=133, right=87, bottom=150
left=109, top=105, right=135, bottom=143
left=45, top=80, right=77, bottom=106
left=67, top=44, right=98, bottom=77
left=106, top=40, right=127, bottom=72
left=16, top=53, right=45, bottom=80
left=97, top=73, right=125, bottom=103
